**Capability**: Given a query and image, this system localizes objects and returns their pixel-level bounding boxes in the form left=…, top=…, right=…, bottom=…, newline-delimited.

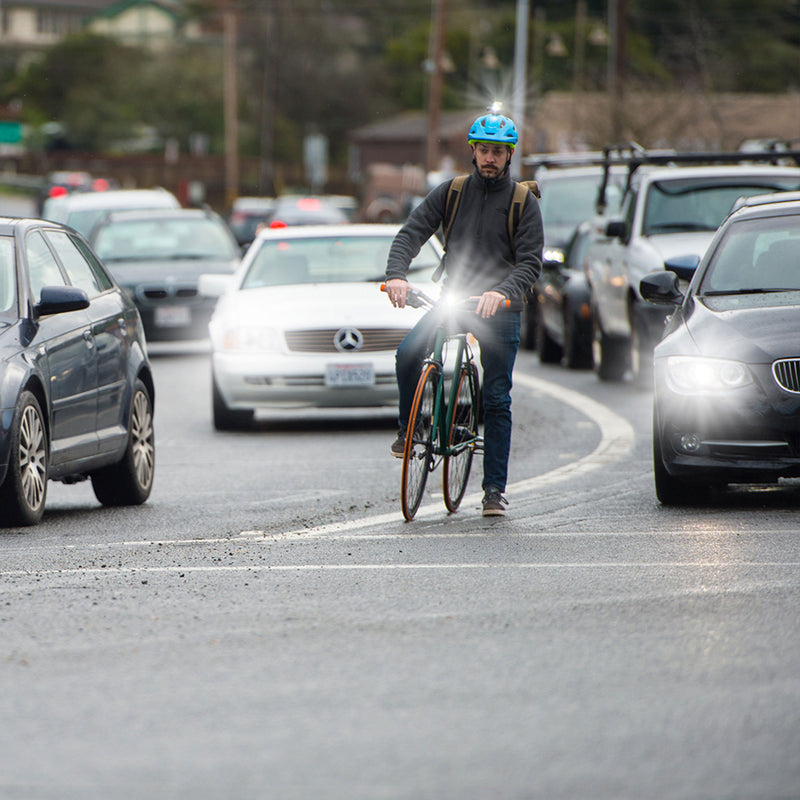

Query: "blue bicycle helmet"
left=467, top=113, right=518, bottom=149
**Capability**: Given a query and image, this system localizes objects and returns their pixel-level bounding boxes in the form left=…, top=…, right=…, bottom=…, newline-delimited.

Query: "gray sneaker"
left=390, top=428, right=406, bottom=458
left=482, top=488, right=508, bottom=516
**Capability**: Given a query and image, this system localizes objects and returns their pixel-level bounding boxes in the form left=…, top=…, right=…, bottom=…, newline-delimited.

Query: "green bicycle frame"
left=425, top=327, right=477, bottom=459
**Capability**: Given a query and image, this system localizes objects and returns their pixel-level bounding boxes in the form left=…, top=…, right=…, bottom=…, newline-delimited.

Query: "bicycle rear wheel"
left=443, top=361, right=478, bottom=512
left=401, top=363, right=438, bottom=521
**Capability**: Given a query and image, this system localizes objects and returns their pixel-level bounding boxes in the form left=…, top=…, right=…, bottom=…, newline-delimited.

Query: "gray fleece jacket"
left=385, top=168, right=544, bottom=311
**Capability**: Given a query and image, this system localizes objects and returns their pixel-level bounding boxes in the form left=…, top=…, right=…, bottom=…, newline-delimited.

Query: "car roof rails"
left=731, top=189, right=800, bottom=213
left=594, top=142, right=800, bottom=216
left=521, top=151, right=610, bottom=171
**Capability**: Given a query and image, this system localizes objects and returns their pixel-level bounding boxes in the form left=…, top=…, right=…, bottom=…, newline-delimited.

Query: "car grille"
left=142, top=287, right=198, bottom=300
left=284, top=328, right=409, bottom=354
left=773, top=359, right=800, bottom=393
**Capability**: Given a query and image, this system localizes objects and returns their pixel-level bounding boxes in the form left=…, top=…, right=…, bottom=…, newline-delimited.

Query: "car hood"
left=648, top=231, right=715, bottom=261
left=104, top=257, right=239, bottom=286
left=212, top=282, right=436, bottom=330
left=679, top=293, right=800, bottom=362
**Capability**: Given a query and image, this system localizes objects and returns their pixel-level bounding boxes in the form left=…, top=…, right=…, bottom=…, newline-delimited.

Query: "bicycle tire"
left=443, top=361, right=478, bottom=512
left=401, top=363, right=438, bottom=521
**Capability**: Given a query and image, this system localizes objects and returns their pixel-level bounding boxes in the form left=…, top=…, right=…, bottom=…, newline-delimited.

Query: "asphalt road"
left=1, top=342, right=799, bottom=799
left=1, top=191, right=798, bottom=798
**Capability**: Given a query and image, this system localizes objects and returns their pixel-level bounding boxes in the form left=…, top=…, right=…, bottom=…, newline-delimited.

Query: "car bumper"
left=212, top=350, right=400, bottom=410
left=136, top=300, right=215, bottom=341
left=654, top=374, right=800, bottom=483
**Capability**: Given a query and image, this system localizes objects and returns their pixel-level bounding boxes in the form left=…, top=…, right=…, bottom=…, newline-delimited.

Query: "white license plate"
left=154, top=306, right=191, bottom=327
left=325, top=363, right=375, bottom=387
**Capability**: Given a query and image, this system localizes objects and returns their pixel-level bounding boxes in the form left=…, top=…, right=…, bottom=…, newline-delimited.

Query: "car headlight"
left=219, top=326, right=281, bottom=352
left=543, top=247, right=565, bottom=264
left=665, top=356, right=752, bottom=394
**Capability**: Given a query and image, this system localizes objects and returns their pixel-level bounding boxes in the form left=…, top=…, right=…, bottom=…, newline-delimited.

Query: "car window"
left=539, top=173, right=623, bottom=227
left=240, top=236, right=441, bottom=288
left=27, top=230, right=67, bottom=302
left=643, top=179, right=800, bottom=236
left=93, top=217, right=238, bottom=261
left=700, top=217, right=800, bottom=293
left=45, top=229, right=113, bottom=297
left=0, top=236, right=15, bottom=316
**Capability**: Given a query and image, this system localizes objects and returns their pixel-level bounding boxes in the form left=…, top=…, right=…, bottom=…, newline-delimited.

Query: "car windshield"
left=0, top=236, right=15, bottom=318
left=240, top=235, right=441, bottom=288
left=699, top=216, right=800, bottom=294
left=539, top=174, right=622, bottom=228
left=643, top=178, right=800, bottom=236
left=93, top=218, right=238, bottom=261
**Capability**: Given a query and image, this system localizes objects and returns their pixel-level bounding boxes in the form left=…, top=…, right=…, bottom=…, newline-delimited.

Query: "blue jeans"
left=395, top=309, right=521, bottom=492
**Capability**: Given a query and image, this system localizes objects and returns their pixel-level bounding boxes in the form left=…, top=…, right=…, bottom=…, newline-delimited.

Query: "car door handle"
left=83, top=329, right=94, bottom=349
left=118, top=317, right=128, bottom=336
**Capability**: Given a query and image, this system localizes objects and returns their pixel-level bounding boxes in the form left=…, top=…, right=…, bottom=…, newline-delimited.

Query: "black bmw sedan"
left=640, top=191, right=800, bottom=505
left=0, top=217, right=155, bottom=525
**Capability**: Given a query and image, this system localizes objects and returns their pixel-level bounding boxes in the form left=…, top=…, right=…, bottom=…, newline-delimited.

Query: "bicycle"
left=383, top=284, right=508, bottom=520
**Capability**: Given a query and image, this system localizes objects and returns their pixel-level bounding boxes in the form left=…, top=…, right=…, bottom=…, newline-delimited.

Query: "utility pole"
left=223, top=0, right=239, bottom=208
left=511, top=0, right=529, bottom=173
left=608, top=0, right=627, bottom=142
left=425, top=0, right=447, bottom=174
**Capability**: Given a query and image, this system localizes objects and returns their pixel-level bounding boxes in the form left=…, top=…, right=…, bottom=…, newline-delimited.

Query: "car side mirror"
left=198, top=273, right=235, bottom=298
left=640, top=271, right=684, bottom=306
left=605, top=220, right=627, bottom=239
left=664, top=254, right=700, bottom=282
left=36, top=285, right=90, bottom=316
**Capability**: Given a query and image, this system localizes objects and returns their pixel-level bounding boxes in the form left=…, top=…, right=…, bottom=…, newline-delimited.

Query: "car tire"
left=653, top=413, right=711, bottom=506
left=564, top=311, right=593, bottom=370
left=519, top=298, right=538, bottom=351
left=630, top=303, right=654, bottom=390
left=593, top=316, right=628, bottom=382
left=0, top=391, right=48, bottom=527
left=212, top=378, right=253, bottom=431
left=537, top=314, right=563, bottom=365
left=91, top=379, right=155, bottom=506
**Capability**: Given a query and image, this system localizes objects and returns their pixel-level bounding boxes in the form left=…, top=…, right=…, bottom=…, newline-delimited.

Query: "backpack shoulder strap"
left=507, top=180, right=540, bottom=241
left=442, top=174, right=469, bottom=246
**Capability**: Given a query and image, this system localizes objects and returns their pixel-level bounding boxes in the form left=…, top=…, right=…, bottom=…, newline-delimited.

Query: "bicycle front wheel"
left=443, top=361, right=479, bottom=512
left=401, top=363, right=438, bottom=521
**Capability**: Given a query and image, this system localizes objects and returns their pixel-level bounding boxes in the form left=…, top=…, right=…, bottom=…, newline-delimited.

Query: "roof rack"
left=732, top=189, right=800, bottom=212
left=594, top=143, right=800, bottom=215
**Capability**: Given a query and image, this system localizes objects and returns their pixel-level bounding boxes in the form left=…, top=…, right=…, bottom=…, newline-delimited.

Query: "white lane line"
left=263, top=372, right=635, bottom=538
left=2, top=562, right=798, bottom=579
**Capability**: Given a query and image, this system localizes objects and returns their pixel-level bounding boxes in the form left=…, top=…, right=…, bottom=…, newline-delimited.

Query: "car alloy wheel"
left=19, top=401, right=47, bottom=514
left=130, top=387, right=155, bottom=492
left=0, top=391, right=48, bottom=527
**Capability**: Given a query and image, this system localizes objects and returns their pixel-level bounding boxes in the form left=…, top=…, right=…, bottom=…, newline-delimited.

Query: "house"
left=0, top=0, right=111, bottom=56
left=89, top=0, right=202, bottom=50
left=0, top=0, right=200, bottom=68
left=350, top=92, right=800, bottom=181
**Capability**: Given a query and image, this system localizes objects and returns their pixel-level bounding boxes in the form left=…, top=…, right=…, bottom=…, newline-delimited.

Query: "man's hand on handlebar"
left=475, top=290, right=507, bottom=318
left=385, top=278, right=409, bottom=308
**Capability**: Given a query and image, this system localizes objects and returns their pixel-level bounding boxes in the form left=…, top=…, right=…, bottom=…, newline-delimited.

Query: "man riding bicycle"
left=384, top=109, right=544, bottom=516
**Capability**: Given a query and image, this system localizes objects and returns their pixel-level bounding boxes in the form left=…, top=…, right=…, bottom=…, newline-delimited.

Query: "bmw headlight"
left=220, top=326, right=281, bottom=352
left=665, top=356, right=752, bottom=394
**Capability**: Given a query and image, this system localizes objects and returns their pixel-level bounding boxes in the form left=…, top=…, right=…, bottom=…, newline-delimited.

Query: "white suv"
left=585, top=159, right=800, bottom=384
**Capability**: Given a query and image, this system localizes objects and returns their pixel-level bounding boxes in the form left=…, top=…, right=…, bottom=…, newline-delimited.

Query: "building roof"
left=351, top=110, right=479, bottom=143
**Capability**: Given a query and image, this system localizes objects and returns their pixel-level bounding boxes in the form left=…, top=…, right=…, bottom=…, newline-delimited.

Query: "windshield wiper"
left=647, top=222, right=715, bottom=234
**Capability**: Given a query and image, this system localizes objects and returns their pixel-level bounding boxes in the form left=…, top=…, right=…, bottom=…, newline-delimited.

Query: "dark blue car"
left=0, top=217, right=155, bottom=525
left=640, top=191, right=800, bottom=505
